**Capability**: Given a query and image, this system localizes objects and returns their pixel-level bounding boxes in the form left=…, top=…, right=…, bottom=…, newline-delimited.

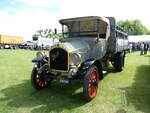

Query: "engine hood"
left=50, top=37, right=105, bottom=63
left=50, top=38, right=90, bottom=53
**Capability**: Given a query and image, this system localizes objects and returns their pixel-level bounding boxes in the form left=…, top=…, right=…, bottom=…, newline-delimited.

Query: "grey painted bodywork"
left=53, top=37, right=107, bottom=63
left=49, top=16, right=128, bottom=72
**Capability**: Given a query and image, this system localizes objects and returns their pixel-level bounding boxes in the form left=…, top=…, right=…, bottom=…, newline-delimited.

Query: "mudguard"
left=81, top=58, right=103, bottom=79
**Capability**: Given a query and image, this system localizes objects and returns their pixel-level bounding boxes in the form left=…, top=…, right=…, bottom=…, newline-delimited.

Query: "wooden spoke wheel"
left=83, top=65, right=100, bottom=101
left=31, top=67, right=49, bottom=90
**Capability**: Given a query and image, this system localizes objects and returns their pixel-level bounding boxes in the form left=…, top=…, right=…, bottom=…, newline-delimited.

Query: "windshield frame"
left=61, top=19, right=100, bottom=38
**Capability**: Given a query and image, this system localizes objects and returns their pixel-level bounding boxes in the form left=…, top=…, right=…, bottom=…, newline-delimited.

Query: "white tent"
left=128, top=35, right=150, bottom=43
left=32, top=37, right=59, bottom=47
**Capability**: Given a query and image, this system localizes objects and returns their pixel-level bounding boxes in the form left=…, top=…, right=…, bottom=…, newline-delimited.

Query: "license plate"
left=60, top=80, right=69, bottom=84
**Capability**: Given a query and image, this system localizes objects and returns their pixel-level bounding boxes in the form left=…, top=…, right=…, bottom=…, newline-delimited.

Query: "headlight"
left=71, top=53, right=81, bottom=66
left=36, top=52, right=45, bottom=61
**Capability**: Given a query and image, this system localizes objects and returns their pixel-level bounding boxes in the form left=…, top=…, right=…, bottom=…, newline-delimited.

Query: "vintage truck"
left=31, top=16, right=128, bottom=101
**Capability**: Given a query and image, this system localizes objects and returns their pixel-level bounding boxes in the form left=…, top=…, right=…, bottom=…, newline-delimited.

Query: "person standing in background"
left=140, top=42, right=144, bottom=55
left=144, top=43, right=149, bottom=54
left=129, top=43, right=133, bottom=53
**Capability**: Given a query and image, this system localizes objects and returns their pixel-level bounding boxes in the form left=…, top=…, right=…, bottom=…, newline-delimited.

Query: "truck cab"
left=59, top=16, right=110, bottom=60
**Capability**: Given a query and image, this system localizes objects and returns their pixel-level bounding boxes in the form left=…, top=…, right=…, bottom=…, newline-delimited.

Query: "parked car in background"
left=18, top=44, right=25, bottom=49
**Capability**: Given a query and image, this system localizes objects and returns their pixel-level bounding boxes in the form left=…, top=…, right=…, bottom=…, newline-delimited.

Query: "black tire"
left=114, top=52, right=125, bottom=72
left=83, top=65, right=100, bottom=101
left=31, top=67, right=50, bottom=90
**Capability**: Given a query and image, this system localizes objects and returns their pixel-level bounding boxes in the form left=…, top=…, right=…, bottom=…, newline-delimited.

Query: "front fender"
left=80, top=58, right=103, bottom=79
left=82, top=58, right=95, bottom=69
left=32, top=56, right=48, bottom=63
left=32, top=57, right=39, bottom=63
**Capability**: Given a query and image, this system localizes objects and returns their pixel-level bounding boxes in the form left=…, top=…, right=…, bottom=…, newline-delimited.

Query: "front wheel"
left=83, top=65, right=100, bottom=101
left=31, top=67, right=50, bottom=90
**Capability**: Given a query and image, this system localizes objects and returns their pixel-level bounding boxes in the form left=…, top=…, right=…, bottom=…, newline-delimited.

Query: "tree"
left=117, top=20, right=150, bottom=35
left=33, top=28, right=62, bottom=39
left=34, top=29, right=52, bottom=38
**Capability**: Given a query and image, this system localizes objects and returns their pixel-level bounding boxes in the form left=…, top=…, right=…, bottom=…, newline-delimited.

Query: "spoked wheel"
left=31, top=67, right=50, bottom=90
left=83, top=65, right=99, bottom=101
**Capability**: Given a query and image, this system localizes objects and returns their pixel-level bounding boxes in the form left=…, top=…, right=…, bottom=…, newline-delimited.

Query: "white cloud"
left=15, top=0, right=55, bottom=8
left=0, top=7, right=61, bottom=41
left=0, top=0, right=150, bottom=41
left=58, top=0, right=150, bottom=19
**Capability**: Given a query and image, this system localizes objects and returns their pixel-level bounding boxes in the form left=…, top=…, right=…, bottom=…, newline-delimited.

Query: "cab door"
left=91, top=38, right=107, bottom=59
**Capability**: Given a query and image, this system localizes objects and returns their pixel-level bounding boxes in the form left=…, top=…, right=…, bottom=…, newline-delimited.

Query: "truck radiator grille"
left=50, top=48, right=68, bottom=71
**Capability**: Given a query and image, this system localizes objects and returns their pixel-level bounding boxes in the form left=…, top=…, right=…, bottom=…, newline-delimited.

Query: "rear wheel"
left=31, top=67, right=50, bottom=90
left=83, top=65, right=100, bottom=101
left=113, top=52, right=125, bottom=72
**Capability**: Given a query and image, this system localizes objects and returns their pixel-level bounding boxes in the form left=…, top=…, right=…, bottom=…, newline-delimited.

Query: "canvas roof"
left=59, top=16, right=109, bottom=24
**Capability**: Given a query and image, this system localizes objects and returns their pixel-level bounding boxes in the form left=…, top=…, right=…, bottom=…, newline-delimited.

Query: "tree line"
left=117, top=20, right=150, bottom=35
left=32, top=20, right=150, bottom=39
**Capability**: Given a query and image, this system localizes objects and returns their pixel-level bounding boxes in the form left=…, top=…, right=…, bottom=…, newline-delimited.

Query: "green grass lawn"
left=0, top=50, right=150, bottom=113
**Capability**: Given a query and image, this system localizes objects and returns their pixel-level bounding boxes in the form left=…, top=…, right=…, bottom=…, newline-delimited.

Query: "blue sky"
left=0, top=0, right=60, bottom=15
left=0, top=0, right=150, bottom=41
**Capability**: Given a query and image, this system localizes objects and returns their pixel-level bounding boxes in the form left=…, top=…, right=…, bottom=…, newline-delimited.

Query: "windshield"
left=62, top=19, right=99, bottom=38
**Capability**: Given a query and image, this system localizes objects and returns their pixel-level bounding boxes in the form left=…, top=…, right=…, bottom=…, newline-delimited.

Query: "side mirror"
left=54, top=28, right=57, bottom=34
